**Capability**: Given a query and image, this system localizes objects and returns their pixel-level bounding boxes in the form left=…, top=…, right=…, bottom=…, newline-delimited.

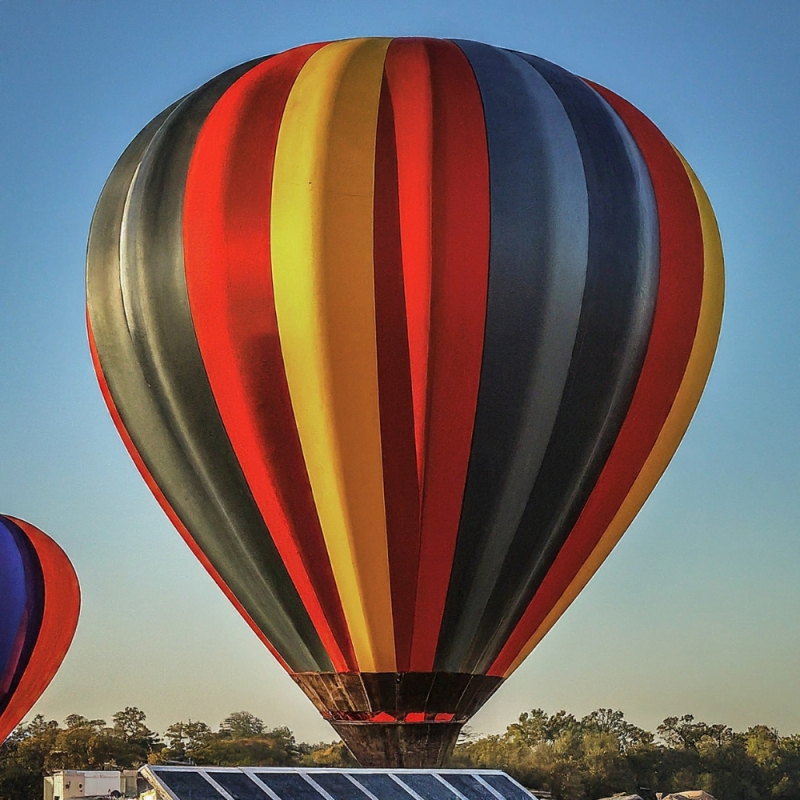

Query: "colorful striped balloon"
left=86, top=37, right=723, bottom=766
left=0, top=515, right=80, bottom=743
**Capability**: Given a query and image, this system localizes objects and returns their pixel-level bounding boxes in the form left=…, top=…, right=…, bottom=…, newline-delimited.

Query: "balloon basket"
left=293, top=671, right=503, bottom=767
left=331, top=720, right=463, bottom=768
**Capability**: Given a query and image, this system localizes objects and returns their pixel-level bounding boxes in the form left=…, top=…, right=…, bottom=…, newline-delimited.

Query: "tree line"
left=451, top=708, right=800, bottom=799
left=2, top=706, right=799, bottom=800
left=0, top=708, right=355, bottom=799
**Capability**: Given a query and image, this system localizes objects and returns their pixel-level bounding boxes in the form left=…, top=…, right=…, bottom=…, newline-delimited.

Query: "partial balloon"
left=0, top=515, right=80, bottom=743
left=87, top=38, right=723, bottom=766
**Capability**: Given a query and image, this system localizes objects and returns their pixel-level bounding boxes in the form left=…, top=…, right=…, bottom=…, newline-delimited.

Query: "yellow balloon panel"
left=270, top=38, right=396, bottom=672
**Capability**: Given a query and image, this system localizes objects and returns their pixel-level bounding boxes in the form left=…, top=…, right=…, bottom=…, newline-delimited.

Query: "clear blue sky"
left=1, top=0, right=798, bottom=743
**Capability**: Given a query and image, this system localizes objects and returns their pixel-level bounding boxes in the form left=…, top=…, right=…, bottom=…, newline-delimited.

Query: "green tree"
left=161, top=720, right=214, bottom=763
left=195, top=729, right=299, bottom=767
left=581, top=708, right=653, bottom=752
left=506, top=709, right=552, bottom=747
left=301, top=741, right=358, bottom=767
left=220, top=711, right=266, bottom=739
left=657, top=714, right=727, bottom=751
left=111, top=707, right=162, bottom=765
left=45, top=717, right=110, bottom=771
left=0, top=716, right=60, bottom=800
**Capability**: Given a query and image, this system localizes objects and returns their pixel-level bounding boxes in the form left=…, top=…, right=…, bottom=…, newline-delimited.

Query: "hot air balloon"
left=86, top=37, right=723, bottom=766
left=0, top=515, right=80, bottom=743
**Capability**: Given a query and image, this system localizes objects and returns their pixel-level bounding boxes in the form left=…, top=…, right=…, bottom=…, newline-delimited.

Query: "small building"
left=43, top=769, right=139, bottom=800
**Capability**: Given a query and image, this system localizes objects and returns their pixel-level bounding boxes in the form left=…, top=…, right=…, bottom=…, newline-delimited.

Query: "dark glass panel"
left=310, top=773, right=372, bottom=800
left=354, top=774, right=415, bottom=800
left=441, top=775, right=497, bottom=800
left=210, top=771, right=272, bottom=800
left=256, top=772, right=324, bottom=800
left=482, top=775, right=532, bottom=800
left=398, top=774, right=458, bottom=800
left=156, top=770, right=225, bottom=800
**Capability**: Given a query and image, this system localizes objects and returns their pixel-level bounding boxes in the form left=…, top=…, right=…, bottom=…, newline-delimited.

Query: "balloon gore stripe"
left=271, top=38, right=396, bottom=674
left=87, top=37, right=723, bottom=759
left=183, top=45, right=356, bottom=673
left=488, top=77, right=708, bottom=677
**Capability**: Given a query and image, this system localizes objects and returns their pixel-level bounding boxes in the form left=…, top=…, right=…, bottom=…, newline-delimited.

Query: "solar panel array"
left=141, top=767, right=539, bottom=800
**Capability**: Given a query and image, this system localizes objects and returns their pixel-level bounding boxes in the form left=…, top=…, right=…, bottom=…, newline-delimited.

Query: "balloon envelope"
left=86, top=37, right=723, bottom=765
left=0, top=515, right=80, bottom=743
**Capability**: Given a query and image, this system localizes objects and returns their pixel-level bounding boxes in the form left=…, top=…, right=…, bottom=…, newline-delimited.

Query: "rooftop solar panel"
left=155, top=769, right=226, bottom=800
left=256, top=771, right=326, bottom=800
left=397, top=773, right=459, bottom=800
left=309, top=771, right=374, bottom=800
left=351, top=773, right=417, bottom=800
left=209, top=770, right=273, bottom=800
left=142, top=767, right=537, bottom=800
left=481, top=775, right=532, bottom=800
left=441, top=774, right=498, bottom=800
